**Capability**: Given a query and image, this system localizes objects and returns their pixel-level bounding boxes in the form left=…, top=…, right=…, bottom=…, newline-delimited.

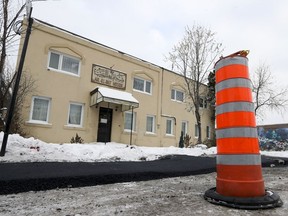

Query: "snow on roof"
left=98, top=87, right=139, bottom=104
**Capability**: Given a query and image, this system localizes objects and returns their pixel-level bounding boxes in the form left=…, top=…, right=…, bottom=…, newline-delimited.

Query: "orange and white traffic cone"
left=204, top=51, right=283, bottom=209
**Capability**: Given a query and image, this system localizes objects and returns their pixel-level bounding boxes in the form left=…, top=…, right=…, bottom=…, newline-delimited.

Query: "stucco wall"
left=19, top=19, right=215, bottom=147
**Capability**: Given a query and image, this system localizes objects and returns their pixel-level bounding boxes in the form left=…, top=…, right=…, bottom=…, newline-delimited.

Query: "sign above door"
left=91, top=64, right=127, bottom=90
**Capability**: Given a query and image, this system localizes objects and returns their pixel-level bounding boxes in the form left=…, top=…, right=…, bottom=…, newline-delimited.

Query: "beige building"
left=18, top=18, right=214, bottom=147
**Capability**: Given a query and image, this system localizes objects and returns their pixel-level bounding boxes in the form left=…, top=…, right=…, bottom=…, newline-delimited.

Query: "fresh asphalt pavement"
left=0, top=155, right=287, bottom=195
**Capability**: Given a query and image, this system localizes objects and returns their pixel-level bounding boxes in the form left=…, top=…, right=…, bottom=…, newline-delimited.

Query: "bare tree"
left=167, top=25, right=223, bottom=143
left=252, top=62, right=288, bottom=120
left=0, top=0, right=9, bottom=77
left=1, top=0, right=25, bottom=74
left=1, top=0, right=25, bottom=106
left=0, top=0, right=36, bottom=134
left=0, top=69, right=37, bottom=133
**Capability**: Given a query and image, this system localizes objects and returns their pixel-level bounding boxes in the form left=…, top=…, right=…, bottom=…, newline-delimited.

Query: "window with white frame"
left=166, top=118, right=174, bottom=135
left=124, top=111, right=136, bottom=131
left=68, top=103, right=84, bottom=126
left=30, top=96, right=51, bottom=123
left=195, top=124, right=199, bottom=137
left=146, top=115, right=155, bottom=133
left=206, top=126, right=210, bottom=139
left=199, top=97, right=207, bottom=108
left=48, top=51, right=80, bottom=76
left=171, top=89, right=184, bottom=102
left=133, top=77, right=152, bottom=94
left=181, top=121, right=188, bottom=135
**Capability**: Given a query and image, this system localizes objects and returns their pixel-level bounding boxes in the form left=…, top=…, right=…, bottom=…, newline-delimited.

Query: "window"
left=133, top=77, right=152, bottom=94
left=195, top=124, right=199, bottom=138
left=48, top=51, right=80, bottom=76
left=181, top=121, right=188, bottom=135
left=68, top=103, right=84, bottom=126
left=124, top=111, right=136, bottom=131
left=30, top=96, right=51, bottom=123
left=146, top=115, right=155, bottom=133
left=206, top=126, right=210, bottom=139
left=171, top=89, right=184, bottom=102
left=199, top=97, right=207, bottom=108
left=166, top=118, right=174, bottom=135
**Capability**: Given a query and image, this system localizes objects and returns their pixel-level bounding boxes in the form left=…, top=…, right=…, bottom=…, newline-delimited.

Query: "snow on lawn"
left=0, top=132, right=287, bottom=163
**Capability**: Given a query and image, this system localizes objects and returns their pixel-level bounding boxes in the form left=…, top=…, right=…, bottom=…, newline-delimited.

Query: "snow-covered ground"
left=0, top=167, right=287, bottom=216
left=0, top=132, right=288, bottom=163
left=0, top=132, right=288, bottom=215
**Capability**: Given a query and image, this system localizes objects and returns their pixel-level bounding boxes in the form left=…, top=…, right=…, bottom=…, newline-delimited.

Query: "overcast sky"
left=20, top=0, right=288, bottom=125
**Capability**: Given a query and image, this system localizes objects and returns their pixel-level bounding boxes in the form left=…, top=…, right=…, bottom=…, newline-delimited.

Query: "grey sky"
left=24, top=0, right=288, bottom=124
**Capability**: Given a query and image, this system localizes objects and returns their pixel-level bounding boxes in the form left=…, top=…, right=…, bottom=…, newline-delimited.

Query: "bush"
left=179, top=131, right=184, bottom=148
left=184, top=134, right=192, bottom=148
left=70, top=133, right=84, bottom=144
left=203, top=138, right=216, bottom=148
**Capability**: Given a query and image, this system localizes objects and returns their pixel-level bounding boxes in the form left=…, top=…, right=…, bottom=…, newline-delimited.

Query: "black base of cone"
left=204, top=187, right=283, bottom=210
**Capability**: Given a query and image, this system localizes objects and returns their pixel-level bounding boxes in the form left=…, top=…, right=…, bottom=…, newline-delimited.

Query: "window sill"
left=64, top=125, right=85, bottom=130
left=123, top=130, right=137, bottom=134
left=165, top=134, right=175, bottom=138
left=47, top=68, right=80, bottom=77
left=145, top=132, right=157, bottom=137
left=25, top=121, right=52, bottom=128
left=171, top=99, right=184, bottom=104
left=132, top=89, right=152, bottom=95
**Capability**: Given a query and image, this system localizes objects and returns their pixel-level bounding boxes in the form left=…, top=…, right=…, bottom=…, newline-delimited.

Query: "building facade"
left=18, top=19, right=214, bottom=147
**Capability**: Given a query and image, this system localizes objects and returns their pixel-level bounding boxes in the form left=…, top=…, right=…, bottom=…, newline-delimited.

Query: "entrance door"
left=97, top=107, right=113, bottom=143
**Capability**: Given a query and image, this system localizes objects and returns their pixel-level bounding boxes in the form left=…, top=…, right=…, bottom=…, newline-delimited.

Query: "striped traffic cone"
left=204, top=51, right=283, bottom=209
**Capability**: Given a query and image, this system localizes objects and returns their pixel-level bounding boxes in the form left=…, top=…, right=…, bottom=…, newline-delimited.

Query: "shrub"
left=184, top=134, right=192, bottom=148
left=179, top=131, right=184, bottom=148
left=70, top=133, right=84, bottom=144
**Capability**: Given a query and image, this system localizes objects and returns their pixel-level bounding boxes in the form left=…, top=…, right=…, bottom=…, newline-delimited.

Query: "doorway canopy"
left=90, top=87, right=139, bottom=111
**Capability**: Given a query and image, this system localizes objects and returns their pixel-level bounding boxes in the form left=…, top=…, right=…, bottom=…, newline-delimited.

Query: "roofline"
left=33, top=18, right=166, bottom=69
left=32, top=18, right=208, bottom=86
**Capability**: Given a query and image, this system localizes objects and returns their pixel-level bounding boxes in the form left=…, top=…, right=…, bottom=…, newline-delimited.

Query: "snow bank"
left=0, top=132, right=287, bottom=163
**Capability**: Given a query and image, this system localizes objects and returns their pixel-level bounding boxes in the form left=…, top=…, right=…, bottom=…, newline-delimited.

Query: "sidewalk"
left=0, top=155, right=287, bottom=195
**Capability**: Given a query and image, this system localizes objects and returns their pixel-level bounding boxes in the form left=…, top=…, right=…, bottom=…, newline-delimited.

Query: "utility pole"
left=0, top=1, right=33, bottom=156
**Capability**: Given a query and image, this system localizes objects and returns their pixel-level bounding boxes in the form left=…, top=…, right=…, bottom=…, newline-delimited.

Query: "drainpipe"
left=160, top=67, right=177, bottom=145
left=159, top=67, right=164, bottom=147
left=161, top=114, right=177, bottom=126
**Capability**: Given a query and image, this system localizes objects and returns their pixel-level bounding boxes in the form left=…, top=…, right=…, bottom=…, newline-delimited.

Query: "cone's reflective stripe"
left=216, top=102, right=254, bottom=115
left=216, top=78, right=252, bottom=92
left=216, top=127, right=258, bottom=138
left=217, top=154, right=261, bottom=165
left=215, top=56, right=248, bottom=71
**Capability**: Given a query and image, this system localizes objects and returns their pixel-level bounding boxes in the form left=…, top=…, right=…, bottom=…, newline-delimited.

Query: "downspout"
left=160, top=67, right=164, bottom=118
left=160, top=67, right=177, bottom=143
left=158, top=67, right=164, bottom=147
left=161, top=114, right=177, bottom=126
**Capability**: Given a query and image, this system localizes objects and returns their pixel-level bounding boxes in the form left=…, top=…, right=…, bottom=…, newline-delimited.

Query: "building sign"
left=91, top=64, right=126, bottom=89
